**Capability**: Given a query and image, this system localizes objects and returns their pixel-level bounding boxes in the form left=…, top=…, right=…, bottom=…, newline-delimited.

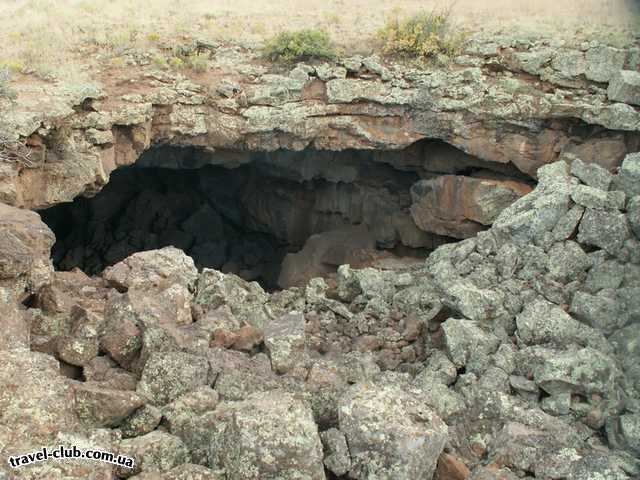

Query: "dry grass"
left=0, top=133, right=40, bottom=167
left=0, top=0, right=637, bottom=80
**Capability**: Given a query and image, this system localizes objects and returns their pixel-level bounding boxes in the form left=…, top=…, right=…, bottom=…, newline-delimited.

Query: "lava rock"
left=137, top=351, right=210, bottom=406
left=74, top=382, right=143, bottom=428
left=577, top=208, right=630, bottom=255
left=320, top=428, right=351, bottom=476
left=608, top=70, right=640, bottom=106
left=210, top=391, right=326, bottom=480
left=264, top=312, right=306, bottom=374
left=118, top=430, right=190, bottom=478
left=338, top=378, right=448, bottom=480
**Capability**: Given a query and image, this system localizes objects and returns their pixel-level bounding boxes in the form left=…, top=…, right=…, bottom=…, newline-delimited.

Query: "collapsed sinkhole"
left=39, top=140, right=529, bottom=290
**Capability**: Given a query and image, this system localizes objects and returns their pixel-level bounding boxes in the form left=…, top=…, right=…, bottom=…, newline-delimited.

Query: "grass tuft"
left=377, top=8, right=468, bottom=60
left=263, top=29, right=336, bottom=62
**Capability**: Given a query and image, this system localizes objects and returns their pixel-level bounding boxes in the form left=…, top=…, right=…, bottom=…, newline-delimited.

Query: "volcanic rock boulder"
left=608, top=70, right=640, bottom=106
left=338, top=377, right=448, bottom=480
left=210, top=392, right=326, bottom=480
left=118, top=430, right=191, bottom=477
left=103, top=246, right=198, bottom=294
left=0, top=202, right=54, bottom=302
left=410, top=175, right=532, bottom=239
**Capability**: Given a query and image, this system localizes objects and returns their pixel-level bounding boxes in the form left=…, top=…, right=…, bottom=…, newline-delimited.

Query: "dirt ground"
left=0, top=0, right=638, bottom=81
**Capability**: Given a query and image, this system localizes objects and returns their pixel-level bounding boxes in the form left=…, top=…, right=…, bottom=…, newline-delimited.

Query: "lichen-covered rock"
left=103, top=246, right=198, bottom=294
left=0, top=350, right=79, bottom=464
left=74, top=382, right=144, bottom=428
left=468, top=466, right=519, bottom=480
left=533, top=347, right=619, bottom=396
left=118, top=430, right=190, bottom=477
left=320, top=428, right=351, bottom=476
left=615, top=153, right=640, bottom=198
left=492, top=161, right=572, bottom=245
left=628, top=195, right=640, bottom=238
left=338, top=379, right=448, bottom=480
left=516, top=298, right=608, bottom=350
left=608, top=70, right=640, bottom=106
left=488, top=422, right=577, bottom=476
left=546, top=240, right=591, bottom=282
left=263, top=312, right=306, bottom=374
left=120, top=405, right=162, bottom=439
left=577, top=208, right=630, bottom=255
left=585, top=45, right=627, bottom=83
left=101, top=293, right=143, bottom=369
left=0, top=291, right=29, bottom=350
left=0, top=202, right=54, bottom=302
left=137, top=351, right=210, bottom=406
left=210, top=391, right=326, bottom=480
left=607, top=413, right=640, bottom=455
left=163, top=386, right=219, bottom=465
left=442, top=318, right=500, bottom=372
left=609, top=324, right=640, bottom=392
left=208, top=348, right=282, bottom=401
left=584, top=258, right=625, bottom=293
left=56, top=306, right=101, bottom=366
left=570, top=290, right=624, bottom=335
left=570, top=157, right=613, bottom=190
left=194, top=269, right=270, bottom=328
left=570, top=184, right=610, bottom=209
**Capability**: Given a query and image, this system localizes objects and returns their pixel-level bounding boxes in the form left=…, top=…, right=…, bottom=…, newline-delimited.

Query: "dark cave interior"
left=39, top=140, right=527, bottom=289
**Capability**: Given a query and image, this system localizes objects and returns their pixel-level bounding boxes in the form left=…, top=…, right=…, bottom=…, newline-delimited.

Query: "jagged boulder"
left=338, top=377, right=448, bottom=480
left=0, top=350, right=80, bottom=477
left=210, top=392, right=326, bottom=480
left=137, top=351, right=210, bottom=406
left=194, top=268, right=270, bottom=328
left=74, top=382, right=144, bottom=428
left=0, top=202, right=54, bottom=302
left=103, top=246, right=198, bottom=294
left=608, top=70, right=640, bottom=106
left=118, top=430, right=190, bottom=477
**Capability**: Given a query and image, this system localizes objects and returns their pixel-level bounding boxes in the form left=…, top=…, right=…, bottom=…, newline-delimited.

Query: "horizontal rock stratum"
left=1, top=35, right=640, bottom=480
left=1, top=35, right=639, bottom=210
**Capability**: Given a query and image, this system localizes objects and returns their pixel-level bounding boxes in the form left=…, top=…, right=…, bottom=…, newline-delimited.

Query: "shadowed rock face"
left=38, top=141, right=533, bottom=289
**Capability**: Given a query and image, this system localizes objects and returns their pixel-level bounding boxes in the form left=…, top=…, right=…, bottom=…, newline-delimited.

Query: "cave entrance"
left=39, top=141, right=519, bottom=290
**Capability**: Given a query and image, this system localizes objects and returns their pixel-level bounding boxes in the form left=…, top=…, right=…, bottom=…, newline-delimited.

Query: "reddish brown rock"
left=410, top=175, right=532, bottom=239
left=278, top=225, right=376, bottom=289
left=434, top=453, right=471, bottom=480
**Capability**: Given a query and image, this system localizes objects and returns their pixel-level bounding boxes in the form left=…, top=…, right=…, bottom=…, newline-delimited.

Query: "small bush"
left=377, top=9, right=467, bottom=60
left=186, top=53, right=209, bottom=73
left=263, top=29, right=336, bottom=62
left=168, top=56, right=184, bottom=69
left=152, top=55, right=168, bottom=69
left=146, top=32, right=161, bottom=43
left=0, top=60, right=24, bottom=74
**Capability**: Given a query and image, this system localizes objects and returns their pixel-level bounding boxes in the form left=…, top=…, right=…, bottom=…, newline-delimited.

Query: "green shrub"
left=263, top=29, right=336, bottom=62
left=168, top=56, right=184, bottom=69
left=377, top=9, right=467, bottom=60
left=186, top=53, right=209, bottom=73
